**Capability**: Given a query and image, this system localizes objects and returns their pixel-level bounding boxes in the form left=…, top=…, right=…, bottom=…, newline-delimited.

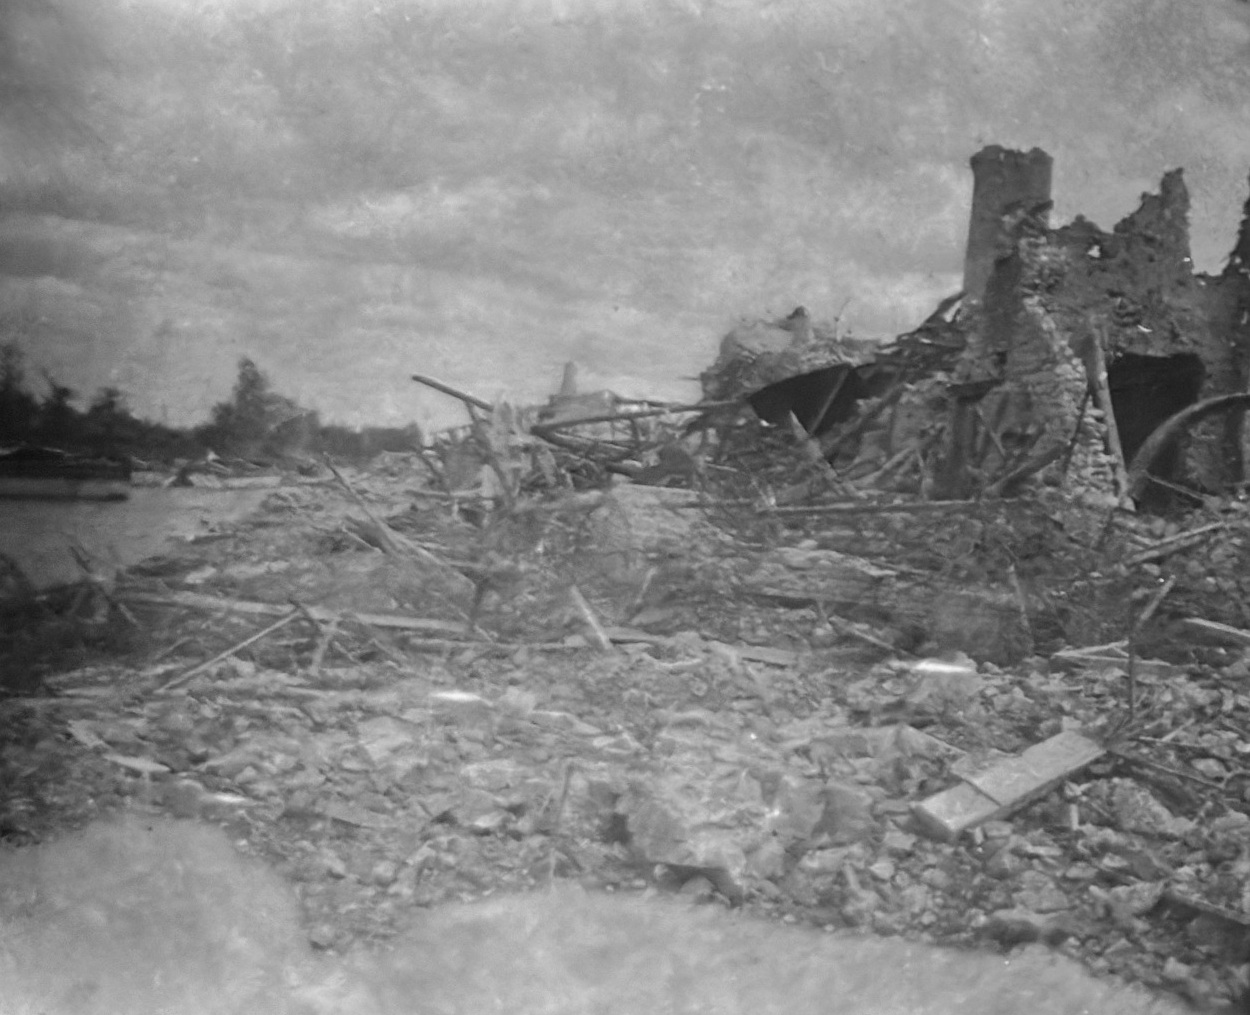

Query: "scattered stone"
left=983, top=908, right=1059, bottom=946
left=1099, top=781, right=1194, bottom=839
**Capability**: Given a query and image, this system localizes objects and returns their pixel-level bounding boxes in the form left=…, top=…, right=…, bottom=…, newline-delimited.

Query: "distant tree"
left=361, top=423, right=424, bottom=456
left=318, top=424, right=366, bottom=460
left=82, top=385, right=142, bottom=451
left=270, top=406, right=320, bottom=458
left=0, top=341, right=39, bottom=441
left=87, top=385, right=126, bottom=416
left=135, top=419, right=204, bottom=462
left=199, top=357, right=312, bottom=460
left=200, top=357, right=269, bottom=455
left=34, top=370, right=79, bottom=445
left=317, top=422, right=424, bottom=463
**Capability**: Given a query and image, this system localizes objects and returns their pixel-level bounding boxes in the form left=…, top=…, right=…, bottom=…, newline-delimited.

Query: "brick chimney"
left=962, top=146, right=1053, bottom=305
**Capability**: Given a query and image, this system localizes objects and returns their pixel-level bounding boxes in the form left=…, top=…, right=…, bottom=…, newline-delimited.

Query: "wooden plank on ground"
left=1181, top=617, right=1250, bottom=647
left=911, top=730, right=1104, bottom=841
left=120, top=589, right=465, bottom=635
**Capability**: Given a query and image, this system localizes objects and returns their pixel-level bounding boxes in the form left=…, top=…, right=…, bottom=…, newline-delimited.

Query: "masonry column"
left=962, top=145, right=1053, bottom=306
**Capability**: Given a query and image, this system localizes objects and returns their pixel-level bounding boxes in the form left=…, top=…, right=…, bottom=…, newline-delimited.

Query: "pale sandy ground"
left=0, top=813, right=1199, bottom=1015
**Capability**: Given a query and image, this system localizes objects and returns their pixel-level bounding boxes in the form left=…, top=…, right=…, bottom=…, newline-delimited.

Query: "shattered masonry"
left=962, top=154, right=1250, bottom=509
left=704, top=145, right=1250, bottom=512
left=961, top=145, right=1053, bottom=309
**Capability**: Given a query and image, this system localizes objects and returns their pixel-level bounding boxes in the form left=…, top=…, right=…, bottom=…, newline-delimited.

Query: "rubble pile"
left=4, top=145, right=1250, bottom=1010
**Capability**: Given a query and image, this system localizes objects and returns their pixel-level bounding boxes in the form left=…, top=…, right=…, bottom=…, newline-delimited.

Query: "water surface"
left=0, top=486, right=270, bottom=591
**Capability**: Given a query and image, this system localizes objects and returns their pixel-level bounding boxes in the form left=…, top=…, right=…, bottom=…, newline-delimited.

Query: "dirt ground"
left=2, top=459, right=1250, bottom=1011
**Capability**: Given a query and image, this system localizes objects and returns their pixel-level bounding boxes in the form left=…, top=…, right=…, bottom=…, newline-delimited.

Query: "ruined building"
left=703, top=145, right=1250, bottom=513
left=946, top=145, right=1250, bottom=510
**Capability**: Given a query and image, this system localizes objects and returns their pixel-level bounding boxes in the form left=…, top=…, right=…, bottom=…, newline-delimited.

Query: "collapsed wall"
left=939, top=151, right=1250, bottom=508
left=700, top=146, right=1250, bottom=512
left=1198, top=183, right=1250, bottom=490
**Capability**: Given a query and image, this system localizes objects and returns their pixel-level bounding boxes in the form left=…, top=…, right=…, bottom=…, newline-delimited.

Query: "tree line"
left=0, top=343, right=421, bottom=464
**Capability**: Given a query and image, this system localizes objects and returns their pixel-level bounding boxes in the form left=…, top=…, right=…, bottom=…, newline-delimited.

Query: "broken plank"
left=763, top=499, right=987, bottom=517
left=1180, top=617, right=1250, bottom=647
left=410, top=373, right=493, bottom=411
left=911, top=730, right=1104, bottom=841
left=120, top=590, right=466, bottom=636
left=161, top=606, right=303, bottom=690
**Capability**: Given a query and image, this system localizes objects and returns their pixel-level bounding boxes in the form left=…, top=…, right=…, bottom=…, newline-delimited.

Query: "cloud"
left=310, top=178, right=526, bottom=240
left=9, top=0, right=1250, bottom=428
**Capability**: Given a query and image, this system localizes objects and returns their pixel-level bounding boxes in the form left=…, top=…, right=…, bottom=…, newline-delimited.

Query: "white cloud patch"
left=310, top=178, right=528, bottom=239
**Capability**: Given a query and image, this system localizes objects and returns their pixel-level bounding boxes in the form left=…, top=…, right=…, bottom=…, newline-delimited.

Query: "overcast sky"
left=2, top=0, right=1250, bottom=431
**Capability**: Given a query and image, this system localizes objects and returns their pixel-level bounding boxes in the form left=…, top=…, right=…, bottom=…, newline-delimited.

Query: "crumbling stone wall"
left=1198, top=183, right=1250, bottom=485
left=701, top=147, right=1250, bottom=511
left=1049, top=170, right=1203, bottom=350
left=881, top=377, right=949, bottom=495
left=949, top=155, right=1249, bottom=505
left=942, top=206, right=1116, bottom=504
left=1039, top=170, right=1241, bottom=496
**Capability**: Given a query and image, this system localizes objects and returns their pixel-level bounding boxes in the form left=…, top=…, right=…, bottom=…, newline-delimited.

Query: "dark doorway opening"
left=748, top=365, right=893, bottom=440
left=1107, top=351, right=1204, bottom=485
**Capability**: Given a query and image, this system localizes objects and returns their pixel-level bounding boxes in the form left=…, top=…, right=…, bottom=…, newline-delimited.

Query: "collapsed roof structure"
left=702, top=145, right=1250, bottom=514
